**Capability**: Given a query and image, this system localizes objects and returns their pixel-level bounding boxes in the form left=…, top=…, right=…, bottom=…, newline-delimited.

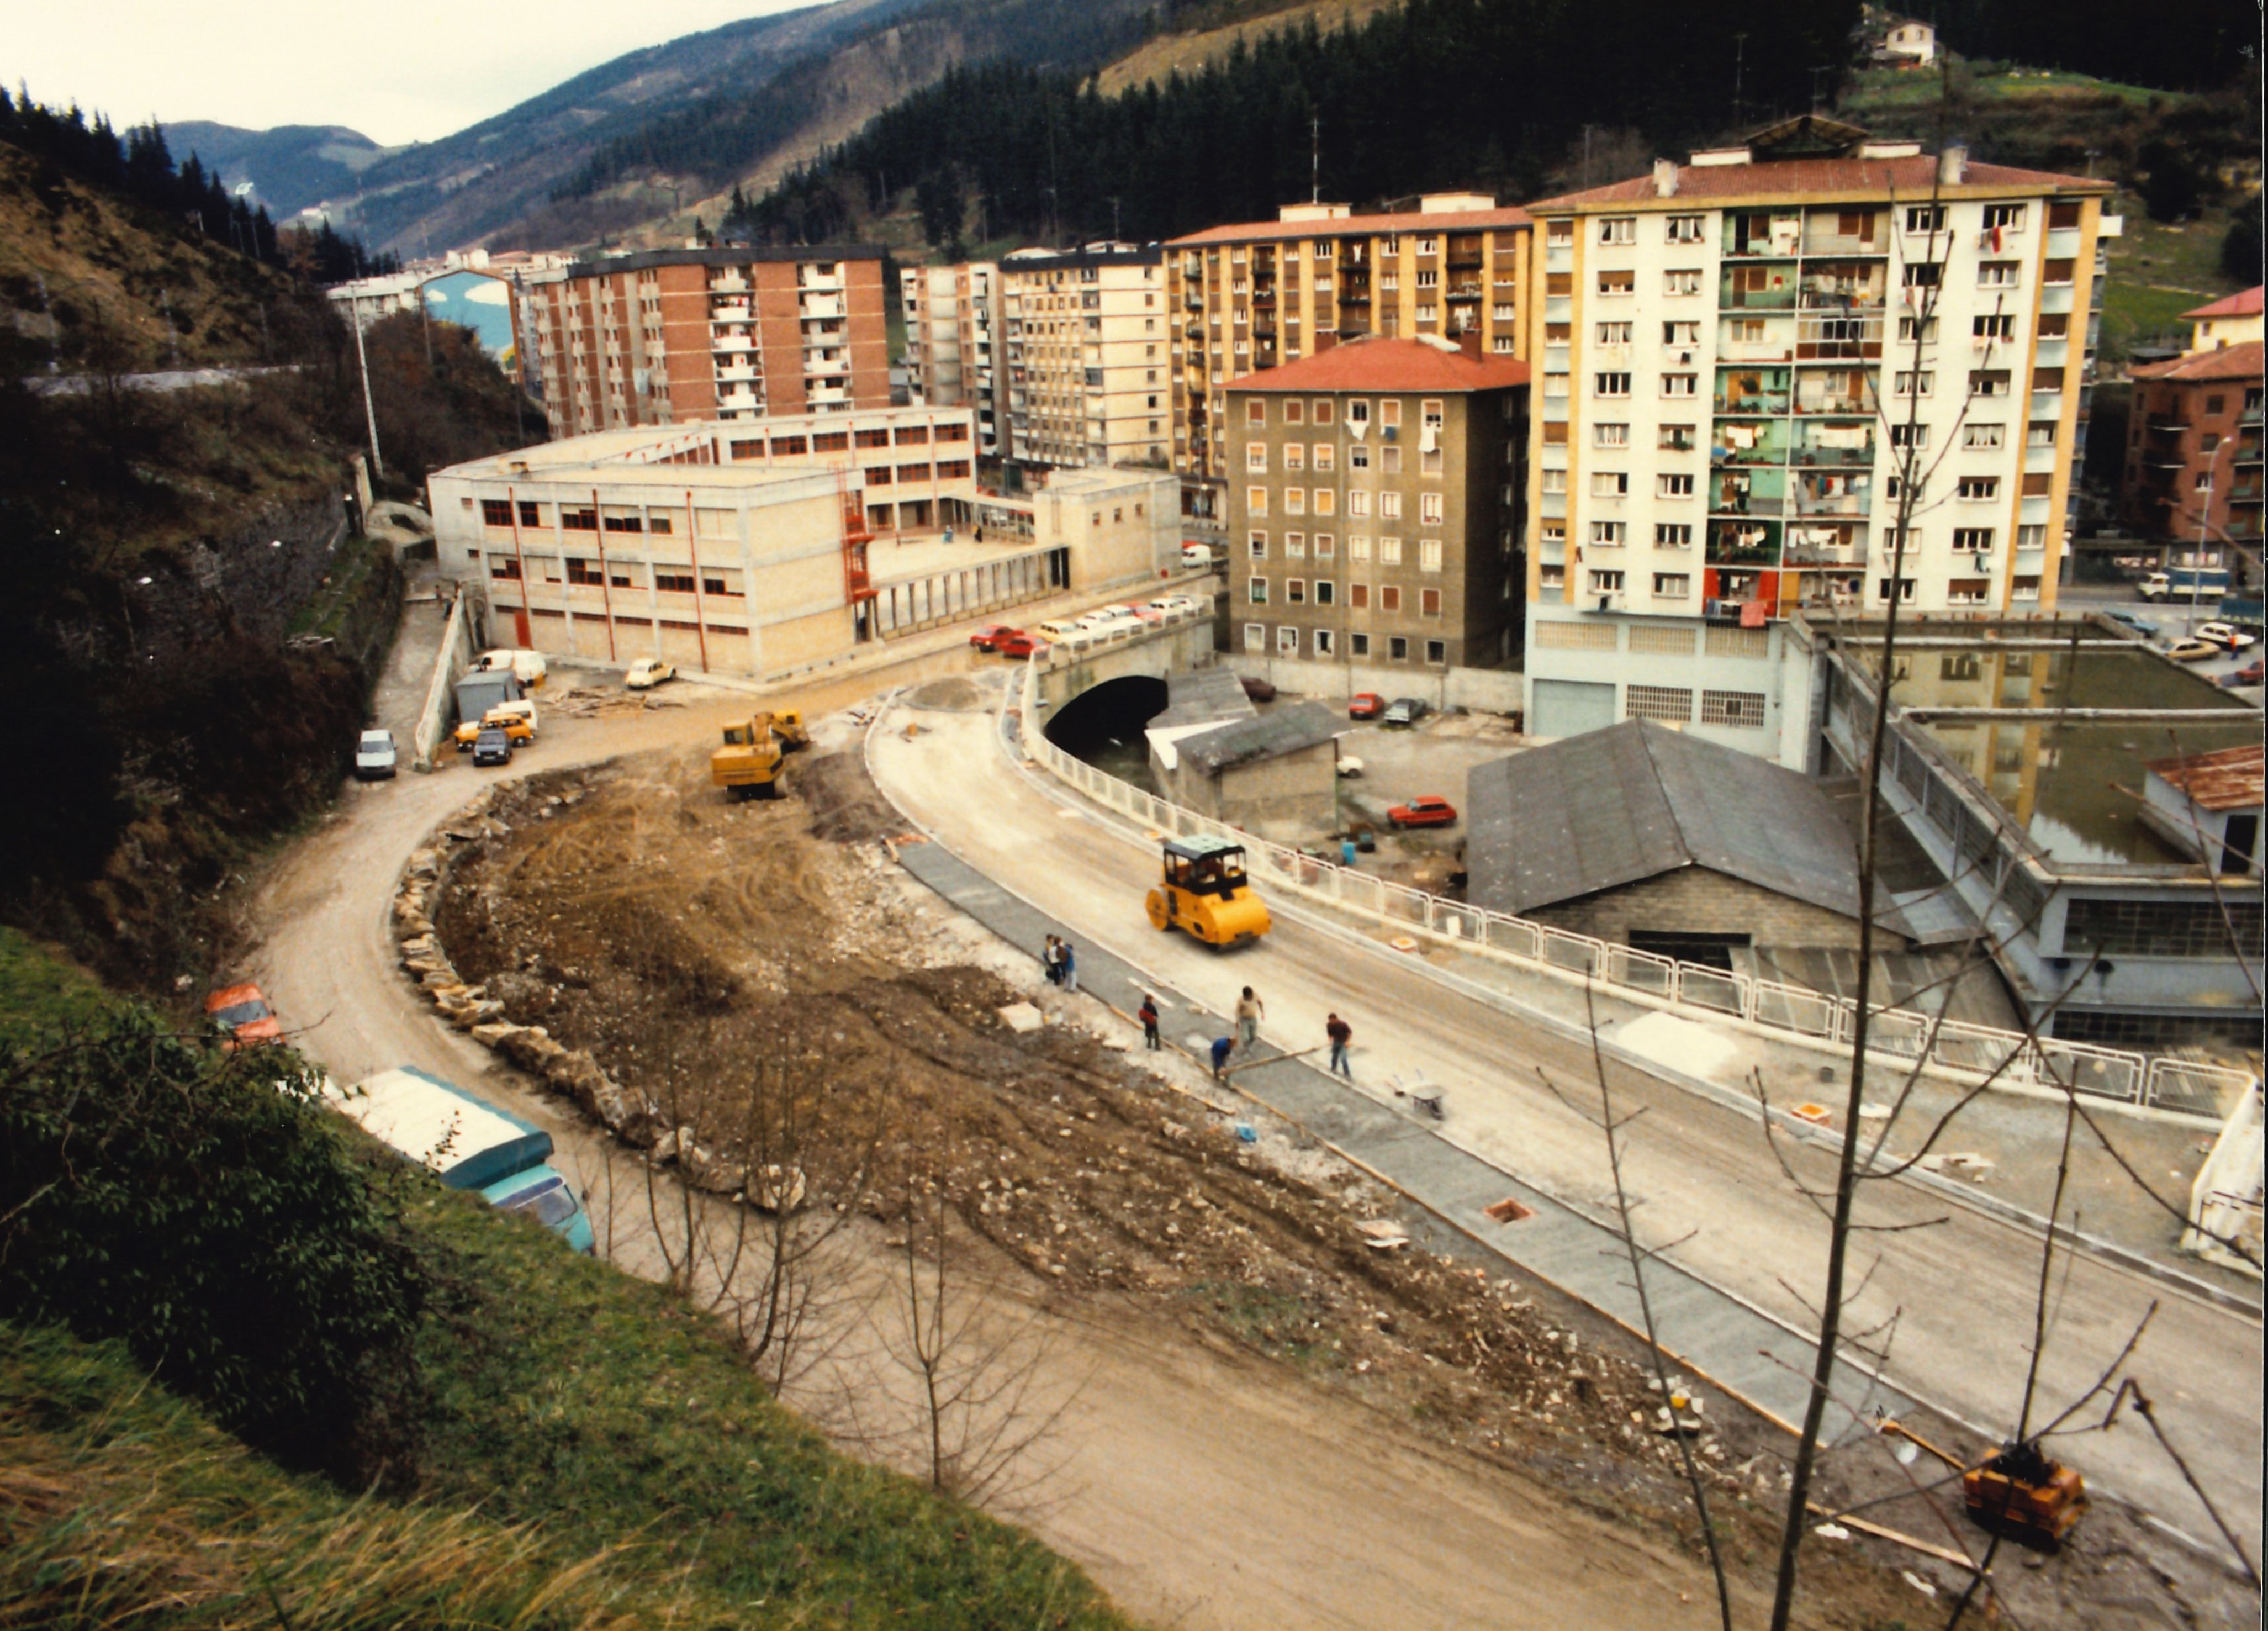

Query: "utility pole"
left=1733, top=34, right=1748, bottom=129
left=1311, top=115, right=1321, bottom=204
left=350, top=294, right=384, bottom=479
left=1109, top=196, right=1122, bottom=242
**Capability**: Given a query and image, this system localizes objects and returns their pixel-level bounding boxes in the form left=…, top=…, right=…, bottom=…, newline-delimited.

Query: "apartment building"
left=1166, top=196, right=1534, bottom=483
left=1001, top=244, right=1170, bottom=469
left=2120, top=342, right=2265, bottom=564
left=2182, top=284, right=2263, bottom=352
left=900, top=261, right=1008, bottom=458
left=527, top=247, right=890, bottom=437
left=1518, top=116, right=2116, bottom=758
left=1226, top=336, right=1529, bottom=670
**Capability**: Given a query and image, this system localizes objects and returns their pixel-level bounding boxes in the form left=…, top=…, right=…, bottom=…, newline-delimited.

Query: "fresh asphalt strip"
left=889, top=833, right=1917, bottom=1444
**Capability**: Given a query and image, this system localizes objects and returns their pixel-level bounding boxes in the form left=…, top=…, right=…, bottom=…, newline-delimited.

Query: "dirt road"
left=866, top=692, right=2265, bottom=1548
left=246, top=661, right=1770, bottom=1630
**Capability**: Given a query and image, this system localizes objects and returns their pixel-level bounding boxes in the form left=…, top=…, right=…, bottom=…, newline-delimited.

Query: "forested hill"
left=743, top=0, right=1860, bottom=246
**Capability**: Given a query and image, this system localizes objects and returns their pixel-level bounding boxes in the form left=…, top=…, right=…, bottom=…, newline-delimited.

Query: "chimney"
left=1653, top=159, right=1679, bottom=198
left=1458, top=329, right=1482, bottom=359
left=1937, top=144, right=1968, bottom=186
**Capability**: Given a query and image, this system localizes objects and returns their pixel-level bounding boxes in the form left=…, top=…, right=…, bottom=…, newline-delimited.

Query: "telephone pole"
left=350, top=294, right=384, bottom=479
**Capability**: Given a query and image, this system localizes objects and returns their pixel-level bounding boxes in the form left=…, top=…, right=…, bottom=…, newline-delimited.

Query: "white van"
left=475, top=647, right=547, bottom=689
left=1181, top=542, right=1217, bottom=571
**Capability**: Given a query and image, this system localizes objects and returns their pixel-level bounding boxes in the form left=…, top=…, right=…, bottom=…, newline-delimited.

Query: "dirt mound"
left=906, top=677, right=987, bottom=712
left=800, top=747, right=901, bottom=844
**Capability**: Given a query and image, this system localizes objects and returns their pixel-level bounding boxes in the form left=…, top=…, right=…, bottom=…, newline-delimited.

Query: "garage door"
left=1530, top=679, right=1616, bottom=739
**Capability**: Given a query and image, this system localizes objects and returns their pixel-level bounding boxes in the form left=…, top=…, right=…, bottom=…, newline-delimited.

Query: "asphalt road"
left=868, top=695, right=2265, bottom=1545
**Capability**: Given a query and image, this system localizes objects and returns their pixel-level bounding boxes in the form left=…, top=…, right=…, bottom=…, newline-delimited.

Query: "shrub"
left=0, top=1010, right=425, bottom=1479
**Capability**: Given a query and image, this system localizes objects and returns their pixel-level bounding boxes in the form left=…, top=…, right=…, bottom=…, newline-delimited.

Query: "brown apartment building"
left=528, top=247, right=890, bottom=437
left=1167, top=196, right=1534, bottom=482
left=2121, top=341, right=2264, bottom=571
left=1226, top=336, right=1529, bottom=669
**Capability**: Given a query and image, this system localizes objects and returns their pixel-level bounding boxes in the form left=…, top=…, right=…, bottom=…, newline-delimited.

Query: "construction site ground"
left=245, top=601, right=2260, bottom=1630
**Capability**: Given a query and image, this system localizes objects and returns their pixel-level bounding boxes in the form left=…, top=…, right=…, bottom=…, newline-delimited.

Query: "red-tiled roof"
left=1224, top=337, right=1529, bottom=393
left=2182, top=286, right=2264, bottom=321
left=2143, top=743, right=2265, bottom=812
left=1169, top=205, right=1531, bottom=247
left=1526, top=155, right=2110, bottom=210
left=2129, top=340, right=2265, bottom=384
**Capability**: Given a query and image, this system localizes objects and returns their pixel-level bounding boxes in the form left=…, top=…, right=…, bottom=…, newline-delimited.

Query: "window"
left=1969, top=370, right=2010, bottom=398
left=1415, top=268, right=1439, bottom=289
left=1658, top=473, right=1695, bottom=498
left=1982, top=203, right=2026, bottom=231
left=1595, top=372, right=1632, bottom=397
left=1283, top=444, right=1305, bottom=472
left=1974, top=313, right=2016, bottom=341
left=1626, top=685, right=1694, bottom=722
left=1246, top=485, right=1268, bottom=517
left=1658, top=424, right=1696, bottom=453
left=1314, top=533, right=1335, bottom=559
left=1589, top=569, right=1626, bottom=593
left=1313, top=442, right=1335, bottom=471
left=1349, top=490, right=1372, bottom=517
left=1540, top=469, right=1567, bottom=494
left=1420, top=539, right=1444, bottom=573
left=1314, top=627, right=1335, bottom=656
left=1964, top=424, right=2004, bottom=450
left=1420, top=493, right=1444, bottom=525
left=1897, top=315, right=1939, bottom=342
left=1901, top=262, right=1944, bottom=291
left=1666, top=215, right=1705, bottom=243
left=1287, top=579, right=1307, bottom=604
left=1940, top=653, right=1981, bottom=681
left=1284, top=488, right=1306, bottom=515
left=1886, top=473, right=1924, bottom=501
left=1248, top=531, right=1268, bottom=561
left=1285, top=399, right=1305, bottom=424
left=1878, top=576, right=1917, bottom=601
left=1249, top=576, right=1268, bottom=603
left=2017, top=524, right=2046, bottom=550
left=1598, top=270, right=1635, bottom=296
left=1957, top=476, right=2000, bottom=501
left=1888, top=424, right=1929, bottom=451
left=1387, top=635, right=1410, bottom=660
left=1700, top=690, right=1767, bottom=729
left=1379, top=492, right=1403, bottom=520
left=1665, top=268, right=1702, bottom=295
left=518, top=501, right=544, bottom=526
left=1656, top=523, right=1693, bottom=547
left=1662, top=373, right=1697, bottom=398
left=1349, top=535, right=1372, bottom=562
left=1246, top=399, right=1266, bottom=425
left=1381, top=447, right=1402, bottom=473
left=1596, top=423, right=1630, bottom=448
left=1381, top=586, right=1403, bottom=613
left=1284, top=532, right=1305, bottom=559
left=1379, top=400, right=1401, bottom=427
left=1590, top=521, right=1627, bottom=546
left=561, top=506, right=598, bottom=531
left=1244, top=623, right=1266, bottom=652
left=1592, top=472, right=1629, bottom=498
left=1421, top=399, right=1444, bottom=432
left=1350, top=583, right=1370, bottom=608
left=1894, top=371, right=1933, bottom=396
left=1539, top=564, right=1566, bottom=589
left=1599, top=217, right=1637, bottom=244
left=1380, top=537, right=1404, bottom=565
left=1277, top=626, right=1299, bottom=654
left=1663, top=320, right=1700, bottom=346
left=1246, top=442, right=1267, bottom=472
left=1597, top=321, right=1634, bottom=345
left=2042, top=259, right=2075, bottom=286
left=480, top=499, right=512, bottom=527
left=1952, top=527, right=1995, bottom=551
left=1653, top=572, right=1690, bottom=597
left=1314, top=399, right=1334, bottom=423
left=1904, top=205, right=1946, bottom=234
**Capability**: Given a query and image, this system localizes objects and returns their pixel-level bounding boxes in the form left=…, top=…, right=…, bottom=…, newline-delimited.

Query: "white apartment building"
left=1002, top=244, right=1171, bottom=469
left=900, top=261, right=1008, bottom=458
left=1520, top=117, right=2116, bottom=760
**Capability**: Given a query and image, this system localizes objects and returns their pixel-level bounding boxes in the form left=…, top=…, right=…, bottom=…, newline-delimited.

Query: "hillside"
left=160, top=119, right=403, bottom=220
left=1093, top=0, right=1394, bottom=97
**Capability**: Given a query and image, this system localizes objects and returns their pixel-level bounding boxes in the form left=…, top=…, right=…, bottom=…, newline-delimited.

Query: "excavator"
left=710, top=709, right=808, bottom=801
left=1146, top=835, right=1272, bottom=948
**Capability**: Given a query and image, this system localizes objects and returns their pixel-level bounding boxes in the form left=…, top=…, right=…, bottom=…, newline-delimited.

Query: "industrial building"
left=1516, top=117, right=2118, bottom=756
left=1144, top=668, right=1344, bottom=836
left=525, top=247, right=891, bottom=436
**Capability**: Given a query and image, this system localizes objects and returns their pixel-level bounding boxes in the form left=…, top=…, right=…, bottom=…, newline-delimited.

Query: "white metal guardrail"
left=1014, top=653, right=2253, bottom=1119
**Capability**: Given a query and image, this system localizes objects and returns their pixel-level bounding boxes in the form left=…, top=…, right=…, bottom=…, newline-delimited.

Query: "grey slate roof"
left=1177, top=701, right=1345, bottom=776
left=1465, top=719, right=1866, bottom=920
left=1150, top=666, right=1256, bottom=731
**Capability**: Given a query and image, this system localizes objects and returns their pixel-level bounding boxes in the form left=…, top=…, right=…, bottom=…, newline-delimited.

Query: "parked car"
left=996, top=631, right=1049, bottom=659
left=473, top=726, right=516, bottom=766
left=355, top=729, right=398, bottom=780
left=1180, top=542, right=1215, bottom=571
left=1119, top=601, right=1165, bottom=622
left=1240, top=676, right=1278, bottom=703
left=625, top=657, right=677, bottom=689
left=205, top=983, right=283, bottom=1049
left=1147, top=594, right=1201, bottom=617
left=1336, top=756, right=1365, bottom=778
left=456, top=700, right=537, bottom=750
left=2221, top=658, right=2266, bottom=688
left=1381, top=697, right=1429, bottom=727
left=2101, top=609, right=2158, bottom=638
left=2192, top=621, right=2260, bottom=652
left=2164, top=637, right=2222, bottom=663
left=1349, top=692, right=1384, bottom=720
left=1387, top=795, right=1458, bottom=830
left=968, top=624, right=1019, bottom=652
left=1034, top=619, right=1093, bottom=648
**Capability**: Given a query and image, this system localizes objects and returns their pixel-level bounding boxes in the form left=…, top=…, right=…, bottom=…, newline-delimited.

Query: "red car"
left=205, top=982, right=283, bottom=1049
left=1387, top=795, right=1458, bottom=830
left=969, top=624, right=1019, bottom=652
left=995, top=632, right=1049, bottom=659
left=1349, top=692, right=1384, bottom=720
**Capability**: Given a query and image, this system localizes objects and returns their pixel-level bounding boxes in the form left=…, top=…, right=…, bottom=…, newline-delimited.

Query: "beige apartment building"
left=527, top=247, right=890, bottom=437
left=1518, top=116, right=2116, bottom=758
left=1225, top=336, right=1529, bottom=670
left=1166, top=195, right=1534, bottom=482
left=900, top=261, right=1008, bottom=458
left=1001, top=244, right=1171, bottom=469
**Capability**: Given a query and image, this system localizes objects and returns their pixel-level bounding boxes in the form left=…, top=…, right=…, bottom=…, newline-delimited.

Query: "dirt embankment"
left=425, top=737, right=2190, bottom=1627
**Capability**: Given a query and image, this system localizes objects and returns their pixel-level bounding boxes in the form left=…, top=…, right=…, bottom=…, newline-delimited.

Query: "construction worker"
left=1326, top=1013, right=1352, bottom=1079
left=1210, top=1036, right=1233, bottom=1081
left=1138, top=993, right=1161, bottom=1049
left=1233, top=987, right=1264, bottom=1053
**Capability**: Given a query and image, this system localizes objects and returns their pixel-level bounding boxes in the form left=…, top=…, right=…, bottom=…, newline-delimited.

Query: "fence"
left=1014, top=656, right=2253, bottom=1119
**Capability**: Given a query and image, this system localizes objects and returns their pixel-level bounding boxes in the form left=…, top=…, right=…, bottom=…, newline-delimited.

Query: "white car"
left=2192, top=621, right=2259, bottom=652
left=1147, top=594, right=1202, bottom=617
left=625, top=658, right=677, bottom=689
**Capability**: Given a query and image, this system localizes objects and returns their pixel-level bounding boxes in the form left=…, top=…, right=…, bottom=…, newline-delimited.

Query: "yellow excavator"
left=1146, top=836, right=1271, bottom=948
left=710, top=709, right=808, bottom=801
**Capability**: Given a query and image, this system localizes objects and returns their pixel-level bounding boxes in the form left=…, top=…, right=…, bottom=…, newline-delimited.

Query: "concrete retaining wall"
left=1222, top=652, right=1525, bottom=715
left=411, top=593, right=476, bottom=772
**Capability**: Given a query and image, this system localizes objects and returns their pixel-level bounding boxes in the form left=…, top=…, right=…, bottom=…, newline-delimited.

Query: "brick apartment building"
left=2121, top=341, right=2265, bottom=570
left=1166, top=196, right=1534, bottom=482
left=1225, top=336, right=1529, bottom=670
left=1001, top=244, right=1170, bottom=469
left=527, top=247, right=890, bottom=436
left=1515, top=115, right=2117, bottom=756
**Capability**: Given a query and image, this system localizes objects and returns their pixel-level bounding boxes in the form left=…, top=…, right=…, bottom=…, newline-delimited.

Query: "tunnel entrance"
left=1043, top=674, right=1169, bottom=793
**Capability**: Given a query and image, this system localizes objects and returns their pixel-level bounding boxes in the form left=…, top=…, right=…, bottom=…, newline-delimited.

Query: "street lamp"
left=2176, top=432, right=2241, bottom=632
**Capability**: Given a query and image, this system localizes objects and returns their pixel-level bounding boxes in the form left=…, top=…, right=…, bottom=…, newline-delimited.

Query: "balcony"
left=800, top=293, right=846, bottom=319
left=1715, top=392, right=1791, bottom=416
left=1725, top=219, right=1802, bottom=258
left=1781, top=525, right=1867, bottom=567
left=1791, top=425, right=1873, bottom=466
left=709, top=300, right=752, bottom=321
left=707, top=276, right=749, bottom=294
left=712, top=334, right=757, bottom=353
left=1712, top=425, right=1785, bottom=464
left=1796, top=314, right=1883, bottom=360
left=1795, top=475, right=1872, bottom=516
left=1720, top=276, right=1797, bottom=311
left=1801, top=224, right=1887, bottom=257
left=1706, top=520, right=1783, bottom=566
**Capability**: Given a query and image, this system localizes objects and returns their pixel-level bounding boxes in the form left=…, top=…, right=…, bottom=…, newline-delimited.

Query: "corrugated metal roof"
left=2144, top=743, right=2266, bottom=812
left=1177, top=701, right=1345, bottom=775
left=1466, top=720, right=1866, bottom=920
left=1151, top=666, right=1255, bottom=730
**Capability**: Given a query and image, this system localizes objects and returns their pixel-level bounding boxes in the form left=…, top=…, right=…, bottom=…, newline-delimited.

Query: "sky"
left=3, top=0, right=813, bottom=147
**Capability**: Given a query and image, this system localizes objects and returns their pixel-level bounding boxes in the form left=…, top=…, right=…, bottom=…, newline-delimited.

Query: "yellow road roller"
left=1146, top=836, right=1271, bottom=948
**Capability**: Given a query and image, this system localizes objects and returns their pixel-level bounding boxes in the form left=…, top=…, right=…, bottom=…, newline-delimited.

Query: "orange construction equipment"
left=1876, top=1420, right=2088, bottom=1547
